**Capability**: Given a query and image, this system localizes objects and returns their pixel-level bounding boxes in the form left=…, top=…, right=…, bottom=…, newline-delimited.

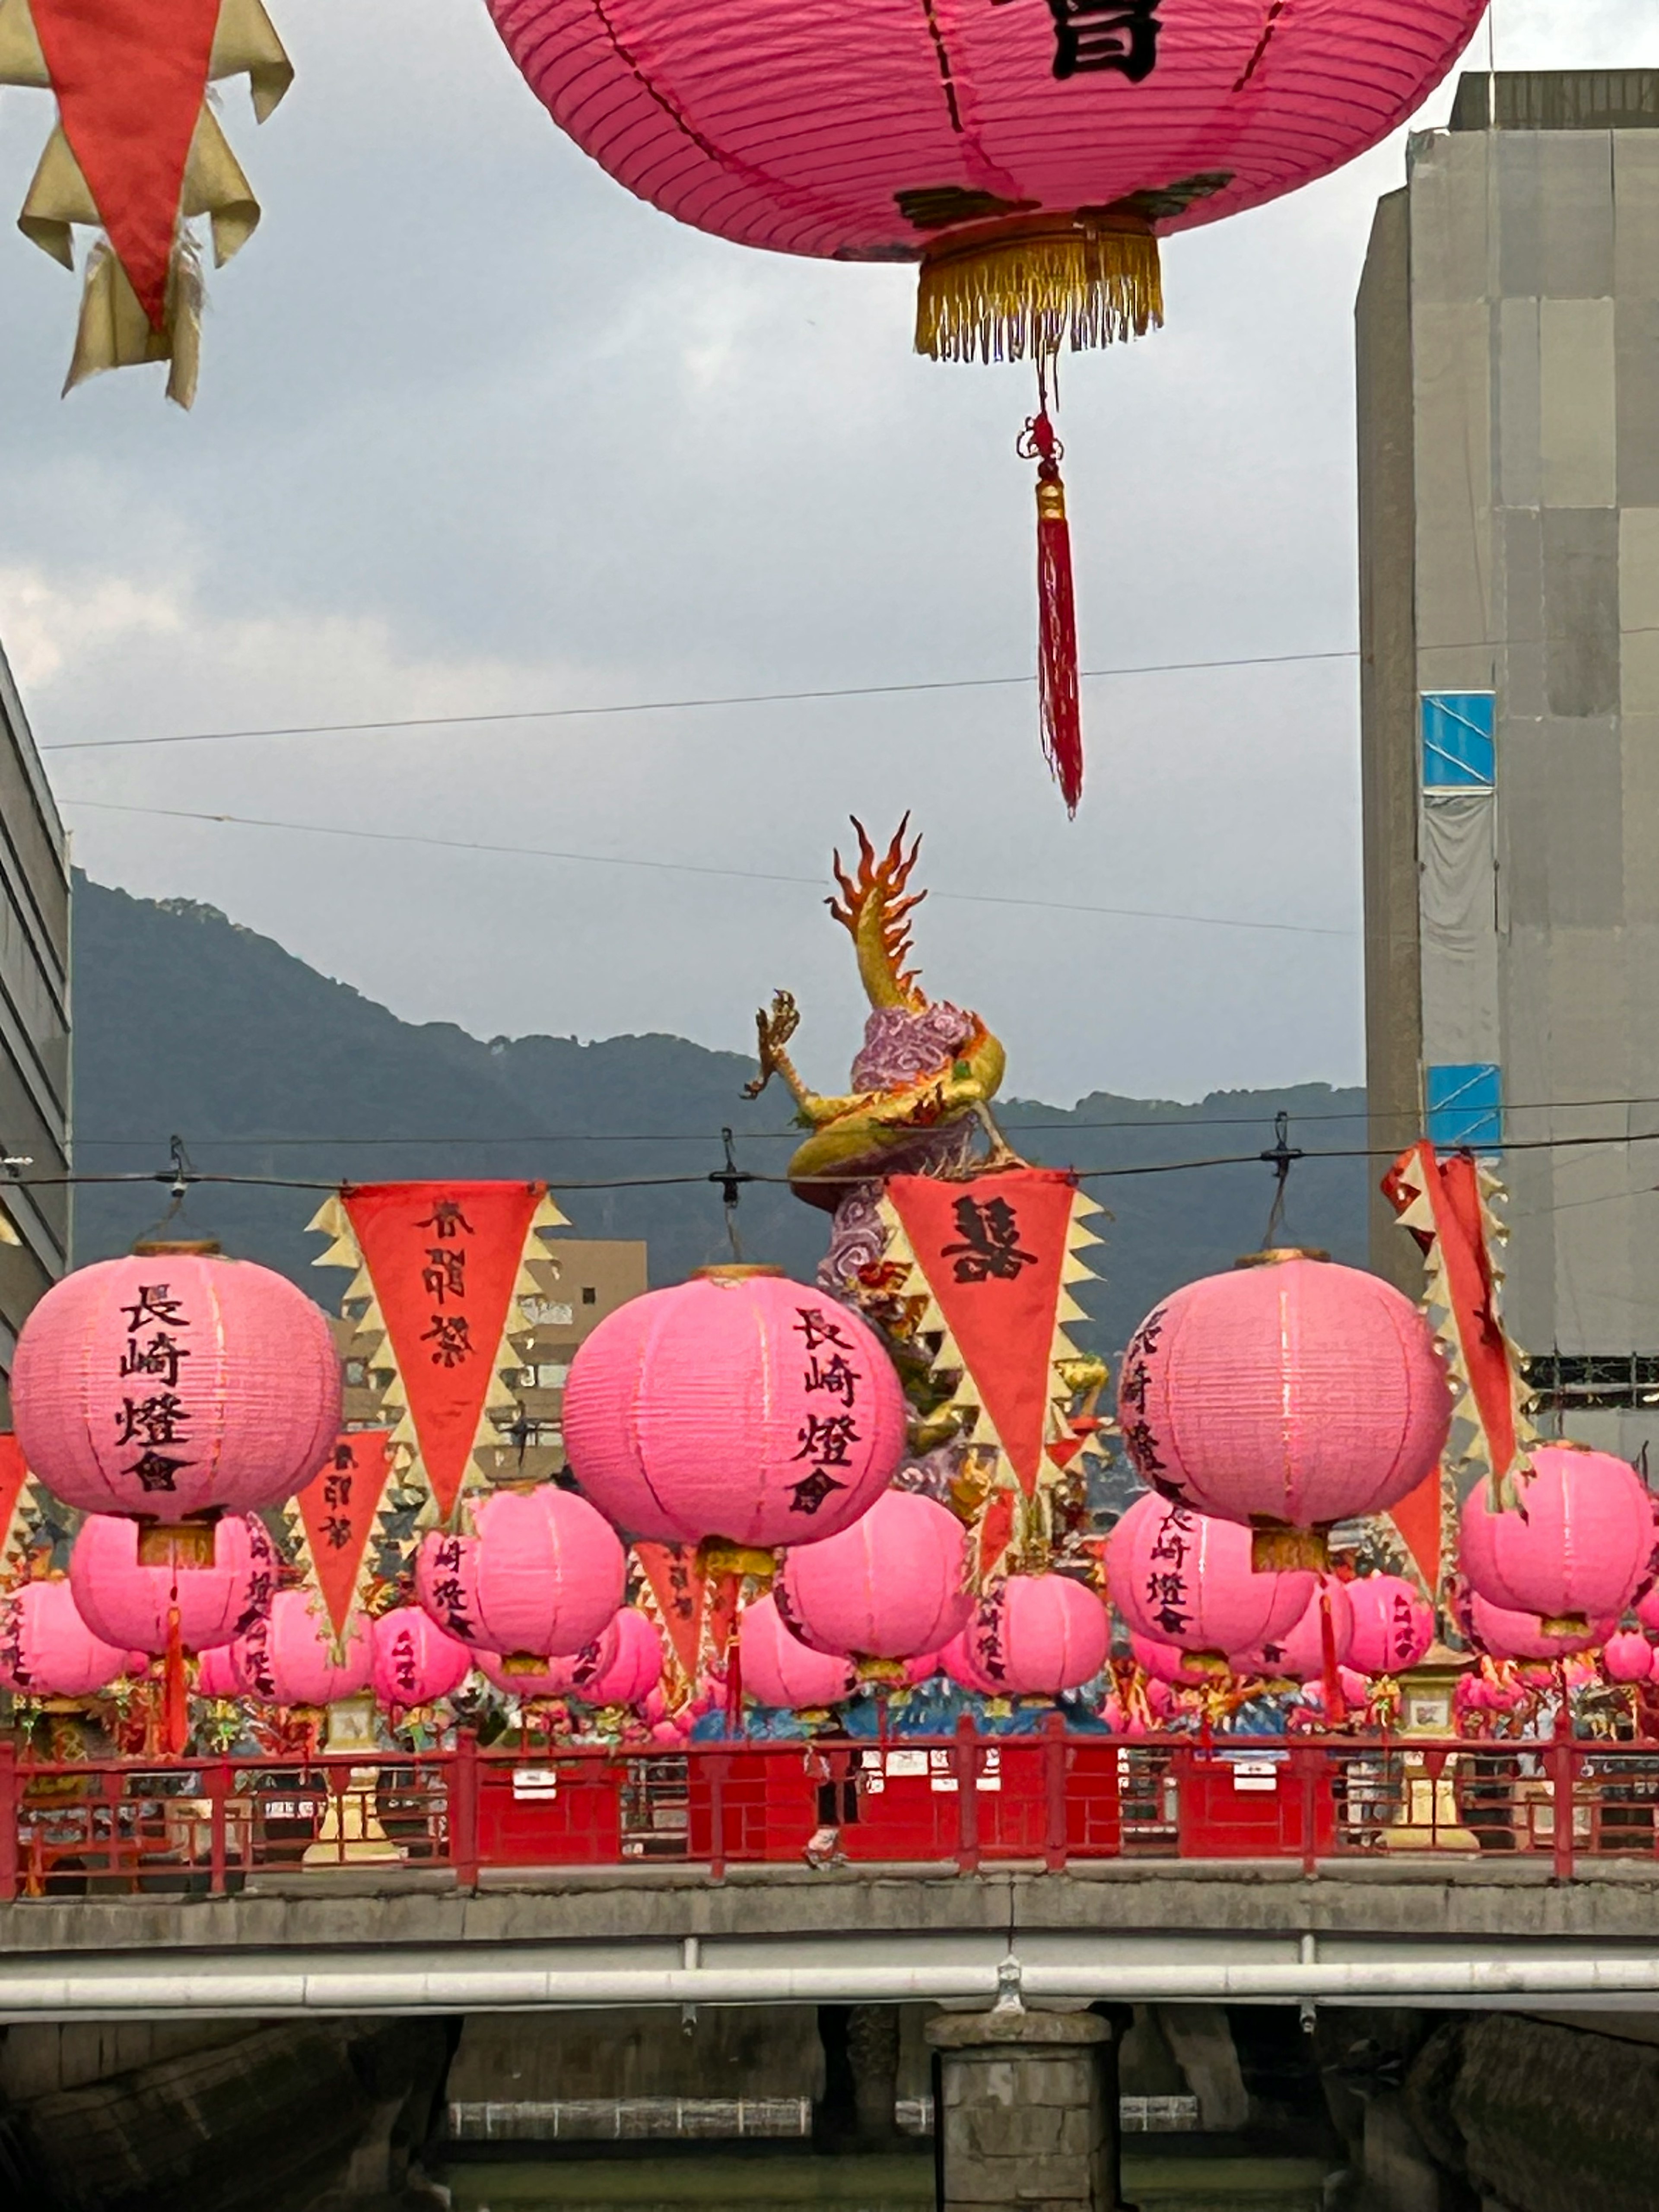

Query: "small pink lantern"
left=738, top=1593, right=855, bottom=1709
left=968, top=1573, right=1109, bottom=1695
left=1128, top=1632, right=1214, bottom=1690
left=0, top=1579, right=133, bottom=1696
left=1298, top=1667, right=1371, bottom=1719
left=1118, top=1254, right=1452, bottom=1567
left=238, top=1589, right=372, bottom=1706
left=1602, top=1630, right=1657, bottom=1687
left=69, top=1513, right=275, bottom=1656
left=1639, top=1584, right=1659, bottom=1636
left=1231, top=1577, right=1354, bottom=1683
left=1346, top=1574, right=1436, bottom=1676
left=1107, top=1492, right=1314, bottom=1663
left=941, top=1627, right=1001, bottom=1696
left=416, top=1484, right=625, bottom=1660
left=1460, top=1447, right=1656, bottom=1632
left=583, top=1608, right=667, bottom=1707
left=371, top=1606, right=473, bottom=1710
left=13, top=1249, right=341, bottom=1528
left=194, top=1643, right=245, bottom=1698
left=775, top=1490, right=971, bottom=1660
left=1465, top=1589, right=1611, bottom=1663
left=477, top=1614, right=620, bottom=1698
left=563, top=1269, right=907, bottom=1548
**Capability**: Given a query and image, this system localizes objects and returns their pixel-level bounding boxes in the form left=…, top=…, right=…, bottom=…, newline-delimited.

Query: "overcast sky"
left=0, top=1, right=1649, bottom=1109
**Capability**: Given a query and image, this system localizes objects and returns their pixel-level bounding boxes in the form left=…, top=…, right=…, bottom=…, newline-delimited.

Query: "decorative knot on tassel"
left=1017, top=405, right=1084, bottom=815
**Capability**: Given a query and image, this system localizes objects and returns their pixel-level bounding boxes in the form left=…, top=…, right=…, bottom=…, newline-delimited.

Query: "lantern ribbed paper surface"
left=941, top=1624, right=1001, bottom=1695
left=477, top=1615, right=620, bottom=1697
left=0, top=1577, right=133, bottom=1696
left=370, top=1606, right=473, bottom=1710
left=238, top=1589, right=371, bottom=1706
left=564, top=1272, right=906, bottom=1549
left=1344, top=1573, right=1435, bottom=1676
left=416, top=1484, right=625, bottom=1659
left=69, top=1510, right=274, bottom=1656
left=739, top=1592, right=855, bottom=1709
left=1128, top=1630, right=1212, bottom=1688
left=1603, top=1630, right=1657, bottom=1687
left=584, top=1606, right=668, bottom=1706
left=1230, top=1576, right=1352, bottom=1682
left=1464, top=1588, right=1611, bottom=1664
left=1459, top=1448, right=1656, bottom=1628
left=1107, top=1491, right=1313, bottom=1657
left=1117, top=1255, right=1452, bottom=1550
left=775, top=1489, right=970, bottom=1660
left=13, top=1251, right=341, bottom=1521
left=968, top=1570, right=1107, bottom=1694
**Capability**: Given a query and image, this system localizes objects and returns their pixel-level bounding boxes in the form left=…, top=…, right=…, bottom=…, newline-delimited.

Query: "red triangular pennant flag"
left=887, top=1167, right=1078, bottom=1497
left=343, top=1182, right=544, bottom=1522
left=1388, top=1465, right=1444, bottom=1598
left=294, top=1432, right=394, bottom=1645
left=0, top=1435, right=32, bottom=1569
left=32, top=0, right=221, bottom=326
left=634, top=1541, right=706, bottom=1685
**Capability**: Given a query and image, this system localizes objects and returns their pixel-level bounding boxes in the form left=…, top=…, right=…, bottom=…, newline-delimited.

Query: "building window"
left=1424, top=1062, right=1502, bottom=1151
left=1524, top=1355, right=1659, bottom=1414
left=344, top=1359, right=367, bottom=1386
left=519, top=1362, right=570, bottom=1391
left=582, top=1286, right=597, bottom=1305
left=1421, top=693, right=1496, bottom=789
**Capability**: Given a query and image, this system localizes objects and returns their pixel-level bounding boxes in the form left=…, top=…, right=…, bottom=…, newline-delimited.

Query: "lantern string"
left=1258, top=1110, right=1305, bottom=1248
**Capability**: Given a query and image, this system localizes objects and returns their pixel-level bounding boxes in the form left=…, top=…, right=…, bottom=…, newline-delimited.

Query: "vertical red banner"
left=294, top=1431, right=393, bottom=1644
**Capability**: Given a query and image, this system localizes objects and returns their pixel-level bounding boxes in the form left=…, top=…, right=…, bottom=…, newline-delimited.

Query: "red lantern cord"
left=1019, top=387, right=1083, bottom=815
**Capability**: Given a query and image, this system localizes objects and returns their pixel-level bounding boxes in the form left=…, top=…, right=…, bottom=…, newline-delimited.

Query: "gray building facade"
left=0, top=639, right=68, bottom=1402
left=1358, top=70, right=1659, bottom=1462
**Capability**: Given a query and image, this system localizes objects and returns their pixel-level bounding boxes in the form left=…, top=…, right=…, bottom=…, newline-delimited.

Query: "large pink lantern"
left=1460, top=1448, right=1656, bottom=1632
left=238, top=1590, right=372, bottom=1707
left=13, top=1250, right=341, bottom=1528
left=775, top=1490, right=970, bottom=1660
left=1117, top=1255, right=1452, bottom=1567
left=584, top=1608, right=668, bottom=1707
left=1465, top=1589, right=1610, bottom=1664
left=1128, top=1631, right=1213, bottom=1690
left=1346, top=1574, right=1436, bottom=1677
left=69, top=1513, right=275, bottom=1657
left=477, top=1615, right=620, bottom=1699
left=941, top=1626, right=1001, bottom=1697
left=739, top=1594, right=855, bottom=1710
left=968, top=1573, right=1109, bottom=1695
left=1602, top=1631, right=1657, bottom=1688
left=1107, top=1492, right=1313, bottom=1662
left=1231, top=1578, right=1354, bottom=1684
left=416, top=1485, right=625, bottom=1660
left=0, top=1579, right=133, bottom=1697
left=563, top=1271, right=906, bottom=1550
left=371, top=1607, right=473, bottom=1711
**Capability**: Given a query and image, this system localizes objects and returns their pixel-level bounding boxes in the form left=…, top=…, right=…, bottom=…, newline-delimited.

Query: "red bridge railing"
left=2, top=1717, right=1650, bottom=1899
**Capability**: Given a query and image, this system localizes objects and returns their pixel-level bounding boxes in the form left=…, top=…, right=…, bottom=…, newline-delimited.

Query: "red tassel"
left=1026, top=410, right=1083, bottom=813
left=163, top=1600, right=188, bottom=1757
left=1319, top=1583, right=1346, bottom=1729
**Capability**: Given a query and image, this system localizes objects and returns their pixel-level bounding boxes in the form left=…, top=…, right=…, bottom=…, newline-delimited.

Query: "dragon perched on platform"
left=744, top=817, right=1010, bottom=1208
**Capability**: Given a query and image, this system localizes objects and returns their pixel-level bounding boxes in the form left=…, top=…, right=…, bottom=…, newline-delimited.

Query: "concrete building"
left=0, top=638, right=69, bottom=1400
left=1358, top=68, right=1659, bottom=1463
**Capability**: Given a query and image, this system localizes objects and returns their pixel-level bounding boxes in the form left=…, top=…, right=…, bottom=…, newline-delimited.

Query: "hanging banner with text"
left=287, top=1430, right=394, bottom=1646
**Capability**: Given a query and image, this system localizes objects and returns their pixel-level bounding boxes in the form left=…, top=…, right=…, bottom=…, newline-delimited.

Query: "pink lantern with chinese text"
left=1117, top=1255, right=1452, bottom=1567
left=967, top=1572, right=1109, bottom=1695
left=237, top=1589, right=372, bottom=1707
left=583, top=1607, right=667, bottom=1706
left=563, top=1270, right=906, bottom=1549
left=1107, top=1492, right=1314, bottom=1662
left=775, top=1489, right=971, bottom=1659
left=1459, top=1447, right=1656, bottom=1633
left=12, top=1249, right=340, bottom=1528
left=415, top=1484, right=625, bottom=1660
left=738, top=1593, right=855, bottom=1709
left=69, top=1512, right=275, bottom=1656
left=371, top=1606, right=473, bottom=1710
left=1230, top=1577, right=1354, bottom=1683
left=1602, top=1630, right=1657, bottom=1687
left=477, top=1614, right=620, bottom=1699
left=941, top=1626, right=1001, bottom=1696
left=0, top=1578, right=134, bottom=1696
left=1464, top=1589, right=1611, bottom=1664
left=1346, top=1574, right=1436, bottom=1676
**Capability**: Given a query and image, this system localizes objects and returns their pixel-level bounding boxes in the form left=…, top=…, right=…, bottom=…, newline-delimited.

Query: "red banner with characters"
left=0, top=1435, right=33, bottom=1582
left=292, top=1432, right=393, bottom=1644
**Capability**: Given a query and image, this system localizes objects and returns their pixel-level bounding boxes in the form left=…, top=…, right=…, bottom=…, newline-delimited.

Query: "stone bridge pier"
left=928, top=2004, right=1123, bottom=2212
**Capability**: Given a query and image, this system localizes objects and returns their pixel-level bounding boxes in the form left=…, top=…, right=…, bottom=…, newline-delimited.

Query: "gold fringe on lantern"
left=1250, top=1522, right=1331, bottom=1575
left=915, top=215, right=1163, bottom=365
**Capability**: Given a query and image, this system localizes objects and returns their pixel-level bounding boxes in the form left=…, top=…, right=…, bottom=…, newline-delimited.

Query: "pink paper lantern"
left=416, top=1484, right=625, bottom=1659
left=1128, top=1631, right=1214, bottom=1689
left=13, top=1251, right=341, bottom=1524
left=1346, top=1574, right=1435, bottom=1676
left=194, top=1643, right=245, bottom=1698
left=1639, top=1584, right=1659, bottom=1636
left=969, top=1573, right=1108, bottom=1695
left=941, top=1626, right=1001, bottom=1696
left=1231, top=1577, right=1354, bottom=1683
left=237, top=1589, right=372, bottom=1706
left=1119, top=1255, right=1452, bottom=1555
left=739, top=1593, right=855, bottom=1709
left=477, top=1615, right=620, bottom=1698
left=1460, top=1448, right=1656, bottom=1630
left=1297, top=1666, right=1372, bottom=1720
left=1465, top=1589, right=1611, bottom=1664
left=0, top=1579, right=133, bottom=1697
left=563, top=1272, right=907, bottom=1549
left=902, top=1648, right=947, bottom=1687
left=1107, top=1492, right=1314, bottom=1659
left=775, top=1490, right=971, bottom=1660
left=69, top=1512, right=275, bottom=1657
left=584, top=1608, right=667, bottom=1707
left=371, top=1606, right=474, bottom=1710
left=1602, top=1630, right=1657, bottom=1687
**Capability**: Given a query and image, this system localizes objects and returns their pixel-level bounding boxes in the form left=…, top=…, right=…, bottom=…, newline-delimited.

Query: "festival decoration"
left=1459, top=1446, right=1654, bottom=1634
left=194, top=1641, right=245, bottom=1698
left=1345, top=1573, right=1435, bottom=1678
left=1461, top=1588, right=1611, bottom=1665
left=415, top=1483, right=624, bottom=1661
left=1230, top=1577, right=1353, bottom=1684
left=477, top=1616, right=619, bottom=1699
left=583, top=1606, right=668, bottom=1707
left=1128, top=1630, right=1213, bottom=1690
left=237, top=1588, right=372, bottom=1707
left=370, top=1605, right=472, bottom=1712
left=0, top=1433, right=53, bottom=1584
left=737, top=1593, right=855, bottom=1710
left=774, top=1489, right=970, bottom=1661
left=1106, top=1491, right=1313, bottom=1664
left=286, top=1432, right=396, bottom=1649
left=0, top=0, right=292, bottom=404
left=967, top=1570, right=1108, bottom=1694
left=310, top=1182, right=568, bottom=1524
left=488, top=0, right=1485, bottom=808
left=68, top=1511, right=273, bottom=1655
left=941, top=1624, right=1001, bottom=1696
left=563, top=1267, right=906, bottom=1551
left=13, top=1249, right=340, bottom=1533
left=0, top=1576, right=133, bottom=1695
left=1116, top=1251, right=1452, bottom=1570
left=633, top=1539, right=731, bottom=1702
left=1602, top=1631, right=1657, bottom=1688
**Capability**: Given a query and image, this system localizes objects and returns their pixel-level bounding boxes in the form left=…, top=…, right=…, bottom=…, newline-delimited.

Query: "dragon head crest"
left=829, top=817, right=929, bottom=1013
